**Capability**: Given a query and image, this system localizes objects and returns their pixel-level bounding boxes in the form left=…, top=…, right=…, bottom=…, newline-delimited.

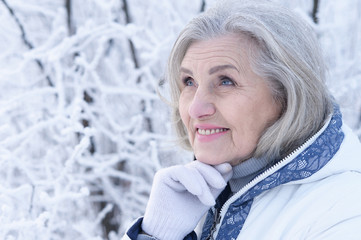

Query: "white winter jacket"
left=199, top=110, right=361, bottom=240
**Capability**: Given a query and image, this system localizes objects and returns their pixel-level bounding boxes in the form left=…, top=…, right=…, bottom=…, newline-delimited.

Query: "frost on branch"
left=0, top=0, right=197, bottom=239
left=0, top=0, right=360, bottom=240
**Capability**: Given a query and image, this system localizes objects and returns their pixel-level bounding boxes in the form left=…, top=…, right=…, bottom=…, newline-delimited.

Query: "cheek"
left=178, top=93, right=190, bottom=126
left=228, top=101, right=266, bottom=152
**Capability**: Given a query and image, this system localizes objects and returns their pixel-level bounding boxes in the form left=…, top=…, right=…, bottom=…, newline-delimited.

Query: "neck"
left=229, top=156, right=269, bottom=193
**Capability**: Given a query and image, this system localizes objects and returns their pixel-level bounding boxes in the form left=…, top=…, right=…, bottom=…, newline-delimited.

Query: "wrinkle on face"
left=178, top=34, right=281, bottom=166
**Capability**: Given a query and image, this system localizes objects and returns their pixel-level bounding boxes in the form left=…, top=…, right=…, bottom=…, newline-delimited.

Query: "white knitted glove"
left=141, top=161, right=233, bottom=240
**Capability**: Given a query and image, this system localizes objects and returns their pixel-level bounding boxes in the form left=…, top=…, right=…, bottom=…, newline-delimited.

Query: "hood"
left=289, top=123, right=361, bottom=185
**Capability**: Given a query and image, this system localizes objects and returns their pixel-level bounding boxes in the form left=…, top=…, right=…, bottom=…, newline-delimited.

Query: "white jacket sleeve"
left=306, top=215, right=361, bottom=240
left=304, top=172, right=361, bottom=240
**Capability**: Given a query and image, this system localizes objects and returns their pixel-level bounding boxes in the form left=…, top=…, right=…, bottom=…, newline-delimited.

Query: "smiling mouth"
left=197, top=128, right=229, bottom=136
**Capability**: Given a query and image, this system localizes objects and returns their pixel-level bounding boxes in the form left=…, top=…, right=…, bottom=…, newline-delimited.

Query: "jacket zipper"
left=206, top=207, right=221, bottom=240
left=211, top=116, right=331, bottom=238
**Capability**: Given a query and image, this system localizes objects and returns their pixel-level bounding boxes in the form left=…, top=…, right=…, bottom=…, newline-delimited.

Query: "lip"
left=194, top=124, right=229, bottom=142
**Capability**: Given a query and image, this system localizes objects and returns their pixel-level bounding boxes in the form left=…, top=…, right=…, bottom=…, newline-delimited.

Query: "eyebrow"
left=180, top=64, right=239, bottom=75
left=209, top=64, right=239, bottom=74
left=180, top=67, right=193, bottom=75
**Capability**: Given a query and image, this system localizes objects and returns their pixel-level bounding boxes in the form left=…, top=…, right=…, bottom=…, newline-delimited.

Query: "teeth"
left=197, top=128, right=227, bottom=135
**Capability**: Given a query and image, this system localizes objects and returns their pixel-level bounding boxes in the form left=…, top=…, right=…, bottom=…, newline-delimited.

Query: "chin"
left=195, top=155, right=226, bottom=166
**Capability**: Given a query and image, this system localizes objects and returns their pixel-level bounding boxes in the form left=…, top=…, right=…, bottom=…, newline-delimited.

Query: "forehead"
left=181, top=34, right=250, bottom=68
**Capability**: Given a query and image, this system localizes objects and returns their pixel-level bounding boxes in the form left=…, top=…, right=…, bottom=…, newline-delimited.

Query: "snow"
left=0, top=0, right=360, bottom=239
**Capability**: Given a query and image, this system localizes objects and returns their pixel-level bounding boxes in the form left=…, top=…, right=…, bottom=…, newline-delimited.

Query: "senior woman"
left=123, top=0, right=361, bottom=239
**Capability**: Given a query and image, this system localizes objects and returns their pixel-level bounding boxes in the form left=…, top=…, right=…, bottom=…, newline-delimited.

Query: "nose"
left=188, top=86, right=216, bottom=119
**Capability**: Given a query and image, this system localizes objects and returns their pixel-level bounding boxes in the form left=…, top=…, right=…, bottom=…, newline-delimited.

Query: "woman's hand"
left=141, top=160, right=233, bottom=239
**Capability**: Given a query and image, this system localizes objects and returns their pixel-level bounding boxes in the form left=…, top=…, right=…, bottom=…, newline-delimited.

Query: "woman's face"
left=178, top=34, right=281, bottom=166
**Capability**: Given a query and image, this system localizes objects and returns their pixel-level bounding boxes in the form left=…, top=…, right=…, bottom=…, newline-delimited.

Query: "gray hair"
left=167, top=0, right=333, bottom=161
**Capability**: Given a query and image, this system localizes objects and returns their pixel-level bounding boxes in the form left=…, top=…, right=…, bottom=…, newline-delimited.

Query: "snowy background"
left=0, top=0, right=360, bottom=239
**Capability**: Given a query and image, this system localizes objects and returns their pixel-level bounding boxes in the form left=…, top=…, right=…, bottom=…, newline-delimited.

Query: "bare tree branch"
left=28, top=185, right=35, bottom=214
left=65, top=0, right=75, bottom=35
left=64, top=0, right=96, bottom=155
left=121, top=0, right=152, bottom=132
left=1, top=0, right=33, bottom=49
left=200, top=0, right=206, bottom=12
left=312, top=0, right=319, bottom=24
left=1, top=0, right=54, bottom=87
left=121, top=0, right=140, bottom=80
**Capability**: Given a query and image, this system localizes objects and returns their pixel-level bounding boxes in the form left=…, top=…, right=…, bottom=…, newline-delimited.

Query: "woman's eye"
left=183, top=77, right=195, bottom=87
left=220, top=77, right=234, bottom=86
